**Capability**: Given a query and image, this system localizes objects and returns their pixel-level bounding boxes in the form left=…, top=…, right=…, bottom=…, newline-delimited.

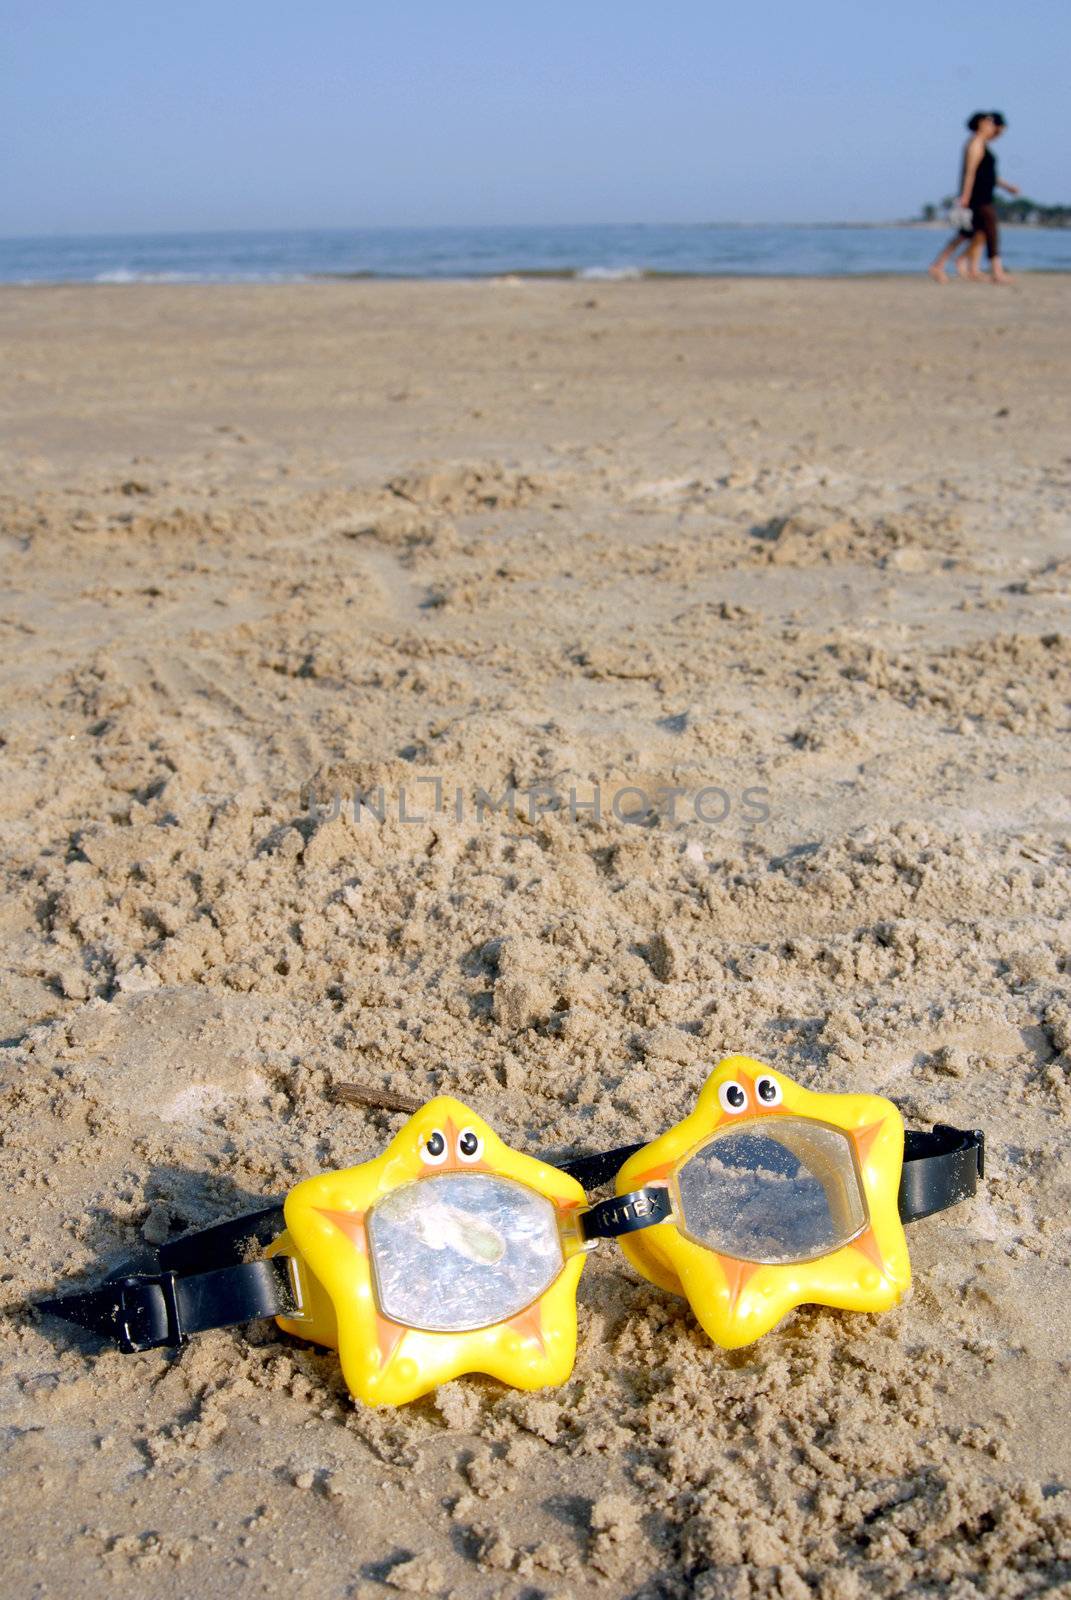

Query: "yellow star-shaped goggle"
left=38, top=1057, right=984, bottom=1408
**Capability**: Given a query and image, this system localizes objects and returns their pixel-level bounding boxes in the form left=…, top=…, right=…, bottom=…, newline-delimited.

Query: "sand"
left=1, top=275, right=1070, bottom=1598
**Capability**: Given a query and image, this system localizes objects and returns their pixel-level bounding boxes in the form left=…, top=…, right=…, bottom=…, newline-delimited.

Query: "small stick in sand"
left=330, top=1081, right=423, bottom=1114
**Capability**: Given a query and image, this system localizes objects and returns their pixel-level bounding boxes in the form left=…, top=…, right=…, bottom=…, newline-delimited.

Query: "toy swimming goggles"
left=38, top=1057, right=984, bottom=1407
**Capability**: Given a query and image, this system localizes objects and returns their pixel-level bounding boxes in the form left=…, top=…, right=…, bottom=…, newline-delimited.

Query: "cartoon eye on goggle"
left=419, top=1130, right=448, bottom=1166
left=718, top=1080, right=748, bottom=1114
left=457, top=1128, right=484, bottom=1163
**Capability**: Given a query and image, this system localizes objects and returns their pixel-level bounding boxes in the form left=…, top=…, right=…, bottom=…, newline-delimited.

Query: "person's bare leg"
left=928, top=237, right=960, bottom=283
left=991, top=256, right=1014, bottom=284
left=963, top=236, right=985, bottom=280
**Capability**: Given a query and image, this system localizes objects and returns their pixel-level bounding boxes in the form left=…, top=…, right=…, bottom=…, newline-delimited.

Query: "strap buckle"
left=113, top=1272, right=185, bottom=1353
left=278, top=1255, right=313, bottom=1323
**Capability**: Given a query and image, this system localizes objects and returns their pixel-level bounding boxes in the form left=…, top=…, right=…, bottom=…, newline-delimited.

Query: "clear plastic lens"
left=368, top=1174, right=565, bottom=1332
left=676, top=1118, right=868, bottom=1265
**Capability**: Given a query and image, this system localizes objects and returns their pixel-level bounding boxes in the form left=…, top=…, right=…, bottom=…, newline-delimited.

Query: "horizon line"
left=0, top=218, right=935, bottom=244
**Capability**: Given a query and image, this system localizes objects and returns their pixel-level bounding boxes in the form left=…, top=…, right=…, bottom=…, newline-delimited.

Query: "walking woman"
left=929, top=112, right=1019, bottom=285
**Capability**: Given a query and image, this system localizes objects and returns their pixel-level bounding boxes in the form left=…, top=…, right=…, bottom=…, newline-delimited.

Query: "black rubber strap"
left=36, top=1257, right=295, bottom=1353
left=579, top=1185, right=673, bottom=1240
left=899, top=1124, right=985, bottom=1223
left=559, top=1142, right=644, bottom=1189
left=158, top=1202, right=286, bottom=1274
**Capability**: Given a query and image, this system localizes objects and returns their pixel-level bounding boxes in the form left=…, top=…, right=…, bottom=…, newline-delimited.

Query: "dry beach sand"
left=1, top=276, right=1070, bottom=1597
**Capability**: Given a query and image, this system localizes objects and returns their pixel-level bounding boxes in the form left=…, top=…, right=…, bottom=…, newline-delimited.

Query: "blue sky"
left=3, top=1, right=1067, bottom=236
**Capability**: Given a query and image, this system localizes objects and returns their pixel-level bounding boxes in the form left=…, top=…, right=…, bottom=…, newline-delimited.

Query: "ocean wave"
left=94, top=268, right=186, bottom=283
left=576, top=265, right=644, bottom=281
left=91, top=267, right=306, bottom=284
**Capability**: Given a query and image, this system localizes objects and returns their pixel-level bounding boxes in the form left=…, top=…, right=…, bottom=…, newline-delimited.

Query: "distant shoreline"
left=6, top=267, right=1071, bottom=289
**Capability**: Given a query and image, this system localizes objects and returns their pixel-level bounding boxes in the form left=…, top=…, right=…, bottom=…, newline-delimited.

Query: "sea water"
left=1, top=223, right=1069, bottom=284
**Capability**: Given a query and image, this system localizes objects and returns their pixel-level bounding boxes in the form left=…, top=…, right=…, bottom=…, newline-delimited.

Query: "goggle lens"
left=368, top=1174, right=565, bottom=1333
left=676, top=1119, right=868, bottom=1265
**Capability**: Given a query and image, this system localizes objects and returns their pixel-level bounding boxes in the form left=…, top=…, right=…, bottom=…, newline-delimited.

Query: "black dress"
left=968, top=147, right=996, bottom=208
left=958, top=143, right=1000, bottom=258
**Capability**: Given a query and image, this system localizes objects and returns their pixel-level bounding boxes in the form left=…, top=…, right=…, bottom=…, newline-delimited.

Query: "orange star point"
left=717, top=1254, right=761, bottom=1316
left=852, top=1119, right=887, bottom=1167
left=633, top=1159, right=676, bottom=1185
left=850, top=1228, right=887, bottom=1274
left=317, top=1207, right=368, bottom=1254
left=375, top=1314, right=407, bottom=1370
left=506, top=1301, right=546, bottom=1354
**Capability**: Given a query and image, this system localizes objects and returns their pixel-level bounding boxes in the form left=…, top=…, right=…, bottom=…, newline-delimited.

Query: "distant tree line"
left=920, top=197, right=1070, bottom=227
